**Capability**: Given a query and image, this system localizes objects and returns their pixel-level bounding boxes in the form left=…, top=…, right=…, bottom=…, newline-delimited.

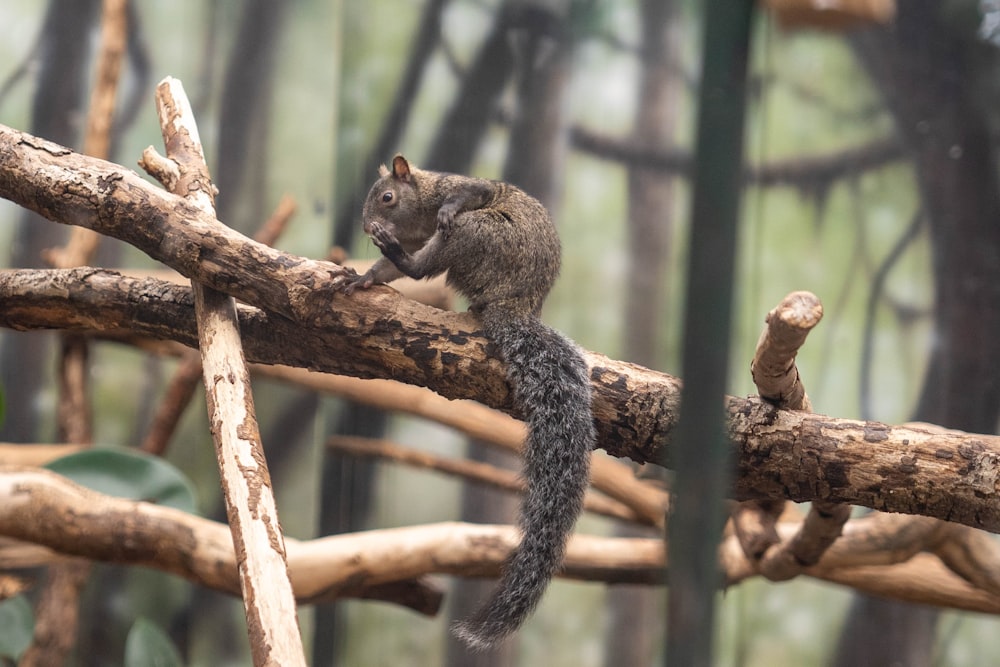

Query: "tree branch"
left=2, top=267, right=1000, bottom=535
left=570, top=125, right=904, bottom=189
left=741, top=290, right=853, bottom=579
left=326, top=435, right=643, bottom=524
left=4, top=467, right=1000, bottom=616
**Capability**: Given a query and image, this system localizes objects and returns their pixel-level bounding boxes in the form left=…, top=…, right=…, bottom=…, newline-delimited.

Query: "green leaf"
left=0, top=596, right=34, bottom=661
left=124, top=618, right=184, bottom=667
left=45, top=448, right=198, bottom=514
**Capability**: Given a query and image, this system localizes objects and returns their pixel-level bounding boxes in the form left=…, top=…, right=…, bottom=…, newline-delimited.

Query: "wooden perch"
left=733, top=292, right=998, bottom=590
left=3, top=266, right=1000, bottom=535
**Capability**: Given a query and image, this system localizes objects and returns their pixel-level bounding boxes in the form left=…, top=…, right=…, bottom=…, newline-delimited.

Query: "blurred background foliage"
left=0, top=0, right=998, bottom=665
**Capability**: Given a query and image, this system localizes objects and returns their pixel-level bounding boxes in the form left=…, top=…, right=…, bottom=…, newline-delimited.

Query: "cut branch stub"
left=750, top=289, right=823, bottom=411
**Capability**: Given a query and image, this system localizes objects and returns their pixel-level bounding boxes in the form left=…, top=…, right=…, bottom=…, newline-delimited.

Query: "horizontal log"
left=2, top=268, right=1000, bottom=533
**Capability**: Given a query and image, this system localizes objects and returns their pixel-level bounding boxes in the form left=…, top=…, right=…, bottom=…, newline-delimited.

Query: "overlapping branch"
left=4, top=120, right=1000, bottom=619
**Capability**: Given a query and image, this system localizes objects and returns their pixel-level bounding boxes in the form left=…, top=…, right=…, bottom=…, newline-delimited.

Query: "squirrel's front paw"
left=369, top=221, right=404, bottom=259
left=437, top=204, right=457, bottom=239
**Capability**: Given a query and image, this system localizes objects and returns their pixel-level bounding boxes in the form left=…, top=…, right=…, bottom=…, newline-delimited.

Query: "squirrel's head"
left=362, top=154, right=418, bottom=235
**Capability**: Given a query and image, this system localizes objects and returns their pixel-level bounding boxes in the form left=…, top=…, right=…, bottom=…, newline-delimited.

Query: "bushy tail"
left=452, top=311, right=595, bottom=651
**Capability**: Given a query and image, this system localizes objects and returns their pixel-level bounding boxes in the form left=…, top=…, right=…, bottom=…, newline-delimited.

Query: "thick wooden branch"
left=4, top=467, right=1000, bottom=616
left=0, top=467, right=441, bottom=612
left=3, top=268, right=1000, bottom=535
left=0, top=467, right=660, bottom=590
left=0, top=265, right=677, bottom=463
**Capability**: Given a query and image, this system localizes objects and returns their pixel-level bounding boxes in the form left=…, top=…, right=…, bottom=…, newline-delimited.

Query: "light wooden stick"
left=144, top=77, right=306, bottom=667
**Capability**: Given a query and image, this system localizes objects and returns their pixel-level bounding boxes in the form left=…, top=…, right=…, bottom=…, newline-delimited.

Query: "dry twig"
left=327, top=435, right=642, bottom=523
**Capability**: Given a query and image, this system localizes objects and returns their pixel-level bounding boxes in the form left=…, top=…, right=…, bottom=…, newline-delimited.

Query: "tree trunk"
left=0, top=0, right=98, bottom=443
left=424, top=0, right=520, bottom=172
left=835, top=4, right=1000, bottom=665
left=214, top=0, right=288, bottom=231
left=606, top=1, right=680, bottom=664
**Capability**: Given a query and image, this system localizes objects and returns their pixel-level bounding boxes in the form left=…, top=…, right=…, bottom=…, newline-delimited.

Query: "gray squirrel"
left=342, top=155, right=595, bottom=650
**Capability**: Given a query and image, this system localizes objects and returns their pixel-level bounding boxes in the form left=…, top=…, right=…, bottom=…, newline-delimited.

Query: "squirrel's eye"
left=381, top=191, right=394, bottom=203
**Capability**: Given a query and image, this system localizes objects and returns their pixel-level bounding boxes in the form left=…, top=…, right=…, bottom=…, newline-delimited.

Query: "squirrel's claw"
left=339, top=267, right=374, bottom=295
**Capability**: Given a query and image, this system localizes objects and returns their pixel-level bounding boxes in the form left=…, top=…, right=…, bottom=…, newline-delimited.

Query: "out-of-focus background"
left=1, top=1, right=998, bottom=665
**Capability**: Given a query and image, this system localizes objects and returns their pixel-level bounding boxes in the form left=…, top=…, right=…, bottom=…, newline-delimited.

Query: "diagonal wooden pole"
left=143, top=76, right=306, bottom=667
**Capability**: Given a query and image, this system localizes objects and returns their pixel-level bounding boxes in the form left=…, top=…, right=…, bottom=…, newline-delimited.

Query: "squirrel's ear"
left=378, top=163, right=389, bottom=178
left=392, top=154, right=412, bottom=182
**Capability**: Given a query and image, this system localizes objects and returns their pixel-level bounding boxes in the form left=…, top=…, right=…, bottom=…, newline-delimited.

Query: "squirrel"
left=342, top=155, right=595, bottom=650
